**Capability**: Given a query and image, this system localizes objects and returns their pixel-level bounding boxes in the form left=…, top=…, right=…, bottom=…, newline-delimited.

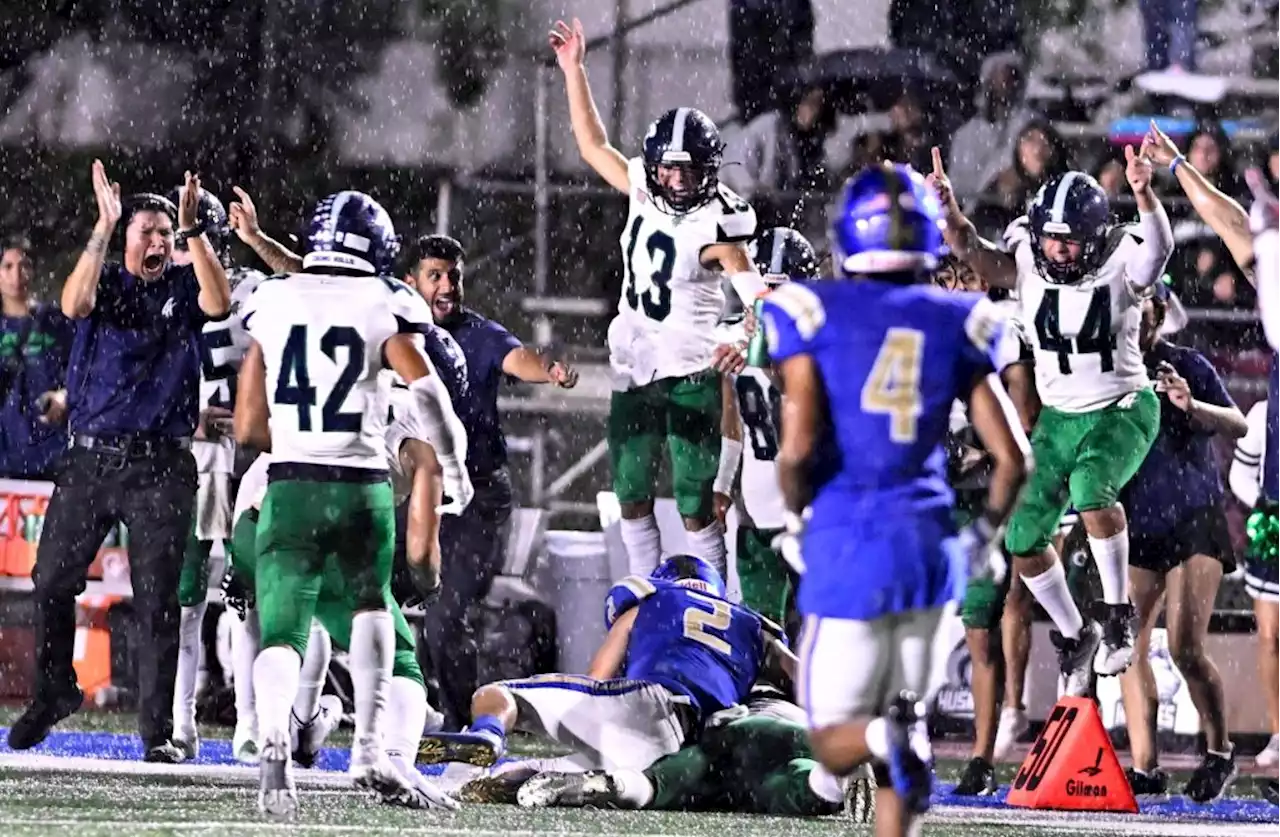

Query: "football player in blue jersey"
left=415, top=555, right=795, bottom=777
left=761, top=162, right=1030, bottom=833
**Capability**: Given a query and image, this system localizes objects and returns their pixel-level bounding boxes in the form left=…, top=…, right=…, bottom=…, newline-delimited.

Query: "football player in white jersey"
left=164, top=188, right=266, bottom=762
left=712, top=227, right=818, bottom=626
left=232, top=190, right=469, bottom=817
left=930, top=144, right=1174, bottom=692
left=550, top=18, right=761, bottom=580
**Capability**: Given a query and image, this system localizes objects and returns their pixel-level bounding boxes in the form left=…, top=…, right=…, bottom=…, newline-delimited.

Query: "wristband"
left=1169, top=154, right=1185, bottom=175
left=713, top=437, right=743, bottom=495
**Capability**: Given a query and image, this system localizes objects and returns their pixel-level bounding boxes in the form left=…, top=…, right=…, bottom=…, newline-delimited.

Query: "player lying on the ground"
left=713, top=227, right=819, bottom=629
left=416, top=555, right=793, bottom=775
left=549, top=17, right=762, bottom=580
left=931, top=141, right=1174, bottom=693
left=511, top=685, right=874, bottom=820
left=764, top=162, right=1031, bottom=837
left=232, top=190, right=470, bottom=817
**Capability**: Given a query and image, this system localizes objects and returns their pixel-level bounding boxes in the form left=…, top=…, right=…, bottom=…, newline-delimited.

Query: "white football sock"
left=385, top=676, right=428, bottom=761
left=292, top=621, right=331, bottom=725
left=1021, top=560, right=1084, bottom=639
left=232, top=609, right=261, bottom=732
left=349, top=609, right=395, bottom=764
left=685, top=521, right=728, bottom=579
left=611, top=768, right=655, bottom=808
left=254, top=645, right=301, bottom=746
left=620, top=515, right=663, bottom=576
left=1088, top=531, right=1130, bottom=606
left=864, top=717, right=891, bottom=761
left=172, top=602, right=206, bottom=736
left=808, top=765, right=845, bottom=804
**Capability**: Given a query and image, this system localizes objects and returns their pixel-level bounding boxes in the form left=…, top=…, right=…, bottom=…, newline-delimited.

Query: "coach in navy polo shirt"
left=401, top=234, right=577, bottom=730
left=7, top=162, right=230, bottom=762
left=1118, top=284, right=1248, bottom=800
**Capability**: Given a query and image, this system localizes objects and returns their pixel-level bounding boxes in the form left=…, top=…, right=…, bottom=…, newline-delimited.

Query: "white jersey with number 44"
left=242, top=274, right=432, bottom=470
left=1005, top=216, right=1151, bottom=413
left=608, top=157, right=757, bottom=388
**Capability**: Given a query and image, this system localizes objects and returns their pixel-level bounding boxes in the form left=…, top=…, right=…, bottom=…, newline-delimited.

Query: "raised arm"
left=1143, top=121, right=1254, bottom=276
left=178, top=171, right=231, bottom=317
left=228, top=186, right=304, bottom=275
left=62, top=160, right=120, bottom=319
left=1122, top=143, right=1174, bottom=290
left=549, top=18, right=630, bottom=194
left=927, top=147, right=1018, bottom=289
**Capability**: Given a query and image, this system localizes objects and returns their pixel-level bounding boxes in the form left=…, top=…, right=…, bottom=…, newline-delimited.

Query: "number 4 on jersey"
left=861, top=328, right=925, bottom=444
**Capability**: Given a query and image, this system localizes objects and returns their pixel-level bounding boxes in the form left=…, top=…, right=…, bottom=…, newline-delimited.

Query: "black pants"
left=417, top=467, right=512, bottom=730
left=31, top=444, right=196, bottom=747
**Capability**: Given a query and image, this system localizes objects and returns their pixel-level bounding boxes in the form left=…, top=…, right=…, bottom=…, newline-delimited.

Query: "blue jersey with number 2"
left=605, top=577, right=764, bottom=716
left=761, top=279, right=1007, bottom=621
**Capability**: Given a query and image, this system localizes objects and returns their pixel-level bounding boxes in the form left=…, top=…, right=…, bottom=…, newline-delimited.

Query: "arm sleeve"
left=1126, top=205, right=1175, bottom=291
left=1254, top=228, right=1280, bottom=350
left=960, top=295, right=1009, bottom=374
left=1229, top=401, right=1267, bottom=507
left=761, top=282, right=826, bottom=364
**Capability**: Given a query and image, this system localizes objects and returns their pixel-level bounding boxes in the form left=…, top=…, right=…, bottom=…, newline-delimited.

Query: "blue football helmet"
left=750, top=227, right=820, bottom=283
left=303, top=191, right=399, bottom=275
left=1028, top=171, right=1111, bottom=284
left=651, top=554, right=726, bottom=598
left=642, top=107, right=724, bottom=214
left=829, top=162, right=946, bottom=279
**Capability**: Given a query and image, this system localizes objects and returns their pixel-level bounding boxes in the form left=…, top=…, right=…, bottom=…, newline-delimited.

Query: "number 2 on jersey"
left=736, top=374, right=782, bottom=461
left=274, top=324, right=366, bottom=432
left=861, top=328, right=925, bottom=444
left=682, top=591, right=733, bottom=655
left=624, top=217, right=676, bottom=322
left=1033, top=287, right=1114, bottom=375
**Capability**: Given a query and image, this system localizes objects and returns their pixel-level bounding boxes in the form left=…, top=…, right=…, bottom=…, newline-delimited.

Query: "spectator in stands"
left=1094, top=155, right=1128, bottom=201
left=842, top=86, right=934, bottom=179
left=728, top=0, right=814, bottom=124
left=1119, top=283, right=1247, bottom=801
left=0, top=237, right=72, bottom=480
left=947, top=52, right=1039, bottom=203
left=1184, top=120, right=1246, bottom=201
left=721, top=83, right=835, bottom=201
left=1140, top=0, right=1199, bottom=72
left=889, top=0, right=1021, bottom=88
left=985, top=120, right=1072, bottom=213
left=400, top=234, right=578, bottom=731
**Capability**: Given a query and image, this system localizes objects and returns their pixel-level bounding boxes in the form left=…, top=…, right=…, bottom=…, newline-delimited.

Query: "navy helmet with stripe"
left=303, top=191, right=399, bottom=275
left=169, top=186, right=231, bottom=266
left=830, top=162, right=946, bottom=281
left=1028, top=171, right=1111, bottom=284
left=749, top=226, right=820, bottom=284
left=642, top=107, right=725, bottom=214
left=651, top=554, right=726, bottom=599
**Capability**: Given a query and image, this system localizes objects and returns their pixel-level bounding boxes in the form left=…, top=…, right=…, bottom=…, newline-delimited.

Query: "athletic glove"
left=221, top=564, right=254, bottom=619
left=955, top=514, right=1007, bottom=587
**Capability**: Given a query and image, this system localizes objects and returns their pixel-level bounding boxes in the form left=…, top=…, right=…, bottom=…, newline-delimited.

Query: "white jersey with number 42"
left=242, top=274, right=432, bottom=470
left=609, top=157, right=757, bottom=387
left=1005, top=216, right=1151, bottom=413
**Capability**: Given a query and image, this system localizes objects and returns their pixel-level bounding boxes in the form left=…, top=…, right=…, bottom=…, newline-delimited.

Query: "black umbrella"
left=781, top=47, right=964, bottom=114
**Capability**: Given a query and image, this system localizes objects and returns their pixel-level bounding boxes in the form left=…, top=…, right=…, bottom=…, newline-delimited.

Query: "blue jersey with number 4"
left=761, top=279, right=1007, bottom=620
left=605, top=577, right=765, bottom=716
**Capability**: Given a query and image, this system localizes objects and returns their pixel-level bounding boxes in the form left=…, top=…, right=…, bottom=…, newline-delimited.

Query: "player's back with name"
left=763, top=278, right=1002, bottom=521
left=242, top=272, right=428, bottom=471
left=607, top=577, right=764, bottom=717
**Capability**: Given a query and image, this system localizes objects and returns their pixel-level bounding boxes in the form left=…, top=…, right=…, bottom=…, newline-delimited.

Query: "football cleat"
left=1051, top=621, right=1101, bottom=696
left=517, top=770, right=623, bottom=809
left=291, top=694, right=343, bottom=769
left=416, top=729, right=504, bottom=767
left=258, top=734, right=298, bottom=819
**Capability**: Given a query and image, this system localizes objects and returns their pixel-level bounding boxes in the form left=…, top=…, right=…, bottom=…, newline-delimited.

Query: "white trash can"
left=544, top=530, right=613, bottom=676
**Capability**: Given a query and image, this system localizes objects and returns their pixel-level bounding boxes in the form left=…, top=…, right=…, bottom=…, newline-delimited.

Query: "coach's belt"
left=72, top=433, right=193, bottom=457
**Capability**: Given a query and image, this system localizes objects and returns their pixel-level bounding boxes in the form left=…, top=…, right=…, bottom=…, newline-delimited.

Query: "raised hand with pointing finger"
left=926, top=146, right=958, bottom=214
